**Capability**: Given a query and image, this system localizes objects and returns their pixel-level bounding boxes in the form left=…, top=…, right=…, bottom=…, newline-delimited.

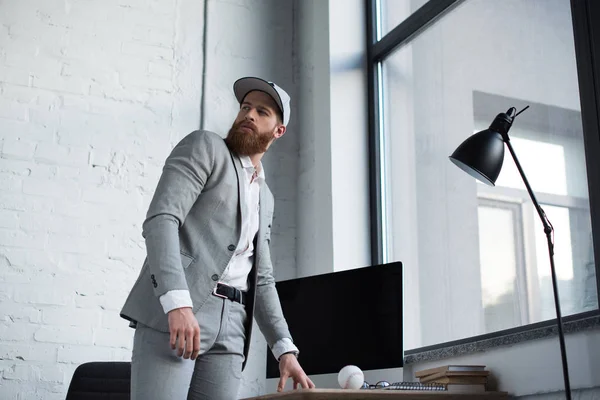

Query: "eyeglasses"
left=362, top=381, right=391, bottom=389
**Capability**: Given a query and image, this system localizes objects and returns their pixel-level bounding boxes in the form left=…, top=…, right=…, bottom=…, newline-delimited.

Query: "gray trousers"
left=130, top=293, right=247, bottom=400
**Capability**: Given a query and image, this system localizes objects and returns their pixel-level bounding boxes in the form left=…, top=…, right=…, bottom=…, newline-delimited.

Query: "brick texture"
left=0, top=0, right=298, bottom=398
left=0, top=0, right=203, bottom=398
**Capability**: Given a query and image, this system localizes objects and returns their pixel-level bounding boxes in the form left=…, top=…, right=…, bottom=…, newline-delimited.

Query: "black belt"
left=213, top=283, right=247, bottom=306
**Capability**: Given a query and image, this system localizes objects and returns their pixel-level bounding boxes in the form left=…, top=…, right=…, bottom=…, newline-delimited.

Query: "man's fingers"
left=171, top=324, right=200, bottom=359
left=167, top=307, right=199, bottom=359
left=291, top=373, right=314, bottom=390
left=170, top=330, right=177, bottom=350
left=277, top=374, right=289, bottom=392
left=183, top=328, right=194, bottom=359
left=176, top=331, right=185, bottom=357
left=296, top=377, right=310, bottom=389
left=191, top=327, right=201, bottom=360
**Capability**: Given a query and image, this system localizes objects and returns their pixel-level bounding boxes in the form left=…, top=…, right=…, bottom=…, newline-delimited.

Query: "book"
left=419, top=370, right=490, bottom=383
left=420, top=375, right=488, bottom=385
left=445, top=384, right=487, bottom=393
left=415, top=365, right=486, bottom=378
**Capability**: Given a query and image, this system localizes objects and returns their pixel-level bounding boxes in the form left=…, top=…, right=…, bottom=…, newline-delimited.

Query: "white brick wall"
left=0, top=0, right=203, bottom=398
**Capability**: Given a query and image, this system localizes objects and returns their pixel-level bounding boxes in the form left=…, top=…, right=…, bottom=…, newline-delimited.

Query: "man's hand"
left=167, top=307, right=200, bottom=360
left=277, top=354, right=315, bottom=392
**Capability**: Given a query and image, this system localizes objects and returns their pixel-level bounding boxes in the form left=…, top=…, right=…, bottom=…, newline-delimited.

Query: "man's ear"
left=274, top=124, right=286, bottom=139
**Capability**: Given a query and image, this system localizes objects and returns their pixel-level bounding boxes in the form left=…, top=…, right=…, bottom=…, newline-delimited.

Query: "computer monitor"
left=266, top=262, right=403, bottom=378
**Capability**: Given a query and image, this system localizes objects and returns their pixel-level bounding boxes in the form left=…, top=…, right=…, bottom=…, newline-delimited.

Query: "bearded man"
left=120, top=77, right=315, bottom=399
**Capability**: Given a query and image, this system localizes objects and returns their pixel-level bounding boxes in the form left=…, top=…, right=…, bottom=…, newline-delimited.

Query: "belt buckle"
left=213, top=283, right=228, bottom=299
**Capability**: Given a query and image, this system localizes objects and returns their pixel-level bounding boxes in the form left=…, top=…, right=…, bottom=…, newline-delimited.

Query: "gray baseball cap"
left=233, top=77, right=291, bottom=126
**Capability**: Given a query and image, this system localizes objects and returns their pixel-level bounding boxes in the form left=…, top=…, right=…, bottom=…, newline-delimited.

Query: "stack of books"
left=415, top=365, right=490, bottom=393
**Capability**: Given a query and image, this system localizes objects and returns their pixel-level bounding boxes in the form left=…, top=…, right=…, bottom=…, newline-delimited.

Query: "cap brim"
left=233, top=77, right=284, bottom=119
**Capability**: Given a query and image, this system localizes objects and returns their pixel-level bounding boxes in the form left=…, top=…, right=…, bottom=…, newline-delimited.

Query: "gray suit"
left=120, top=129, right=293, bottom=371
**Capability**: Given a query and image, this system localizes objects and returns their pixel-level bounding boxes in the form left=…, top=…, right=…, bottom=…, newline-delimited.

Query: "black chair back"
left=65, top=361, right=131, bottom=399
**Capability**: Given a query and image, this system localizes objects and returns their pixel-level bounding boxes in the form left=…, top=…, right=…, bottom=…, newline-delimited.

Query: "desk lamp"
left=449, top=106, right=572, bottom=400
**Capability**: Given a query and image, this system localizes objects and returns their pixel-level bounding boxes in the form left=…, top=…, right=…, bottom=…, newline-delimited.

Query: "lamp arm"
left=504, top=136, right=572, bottom=400
left=504, top=139, right=553, bottom=237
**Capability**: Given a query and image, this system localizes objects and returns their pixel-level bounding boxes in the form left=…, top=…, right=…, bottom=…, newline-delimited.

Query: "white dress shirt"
left=158, top=155, right=298, bottom=360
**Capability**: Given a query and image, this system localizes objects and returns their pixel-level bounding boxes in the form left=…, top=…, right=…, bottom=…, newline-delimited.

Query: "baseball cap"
left=233, top=77, right=291, bottom=126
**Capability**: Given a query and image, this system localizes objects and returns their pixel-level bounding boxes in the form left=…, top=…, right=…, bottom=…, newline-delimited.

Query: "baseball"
left=337, top=365, right=364, bottom=390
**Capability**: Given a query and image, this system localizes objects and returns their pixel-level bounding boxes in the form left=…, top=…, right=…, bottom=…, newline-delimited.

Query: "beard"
left=225, top=120, right=273, bottom=156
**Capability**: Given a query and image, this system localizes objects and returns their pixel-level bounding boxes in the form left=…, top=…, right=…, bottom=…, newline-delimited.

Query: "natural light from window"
left=492, top=137, right=568, bottom=196
left=535, top=205, right=574, bottom=280
left=478, top=206, right=518, bottom=306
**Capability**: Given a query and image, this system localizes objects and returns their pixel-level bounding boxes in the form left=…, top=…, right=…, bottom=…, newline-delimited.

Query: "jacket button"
left=211, top=274, right=219, bottom=281
left=228, top=244, right=236, bottom=251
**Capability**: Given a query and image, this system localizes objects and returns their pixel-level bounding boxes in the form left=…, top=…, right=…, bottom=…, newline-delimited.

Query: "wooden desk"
left=242, top=389, right=509, bottom=399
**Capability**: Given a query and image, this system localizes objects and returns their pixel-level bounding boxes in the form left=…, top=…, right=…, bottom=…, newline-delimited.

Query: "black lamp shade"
left=449, top=129, right=505, bottom=186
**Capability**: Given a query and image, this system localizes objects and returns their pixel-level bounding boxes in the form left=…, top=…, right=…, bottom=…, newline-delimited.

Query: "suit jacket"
left=120, top=130, right=293, bottom=370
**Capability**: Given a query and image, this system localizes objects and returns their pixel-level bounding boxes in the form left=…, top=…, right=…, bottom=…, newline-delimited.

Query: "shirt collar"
left=240, top=155, right=265, bottom=181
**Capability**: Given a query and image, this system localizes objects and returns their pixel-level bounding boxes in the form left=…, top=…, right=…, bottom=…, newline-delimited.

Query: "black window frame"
left=366, top=0, right=600, bottom=358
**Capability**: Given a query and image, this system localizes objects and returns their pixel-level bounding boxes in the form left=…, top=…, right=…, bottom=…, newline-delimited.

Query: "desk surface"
left=242, top=389, right=509, bottom=399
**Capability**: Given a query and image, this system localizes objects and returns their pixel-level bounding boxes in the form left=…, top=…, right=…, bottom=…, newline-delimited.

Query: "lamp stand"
left=504, top=138, right=572, bottom=400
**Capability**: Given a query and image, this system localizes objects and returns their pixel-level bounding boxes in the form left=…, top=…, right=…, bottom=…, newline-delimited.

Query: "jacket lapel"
left=230, top=153, right=247, bottom=227
left=255, top=184, right=268, bottom=264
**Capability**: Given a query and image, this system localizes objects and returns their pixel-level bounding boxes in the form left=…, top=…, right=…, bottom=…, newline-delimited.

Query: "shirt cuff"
left=271, top=338, right=299, bottom=361
left=159, top=289, right=193, bottom=314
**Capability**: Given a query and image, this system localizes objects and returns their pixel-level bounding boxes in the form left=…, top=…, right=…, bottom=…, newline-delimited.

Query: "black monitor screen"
left=266, top=262, right=403, bottom=378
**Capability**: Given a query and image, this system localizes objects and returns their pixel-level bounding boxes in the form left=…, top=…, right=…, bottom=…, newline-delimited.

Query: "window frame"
left=477, top=197, right=529, bottom=329
left=366, top=0, right=600, bottom=357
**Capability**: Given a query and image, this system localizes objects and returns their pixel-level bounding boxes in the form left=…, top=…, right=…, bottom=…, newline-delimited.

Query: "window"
left=378, top=0, right=429, bottom=38
left=478, top=198, right=526, bottom=333
left=368, top=0, right=599, bottom=351
left=477, top=109, right=597, bottom=324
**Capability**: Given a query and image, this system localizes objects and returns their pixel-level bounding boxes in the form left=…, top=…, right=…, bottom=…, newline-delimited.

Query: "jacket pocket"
left=180, top=252, right=199, bottom=289
left=180, top=252, right=194, bottom=269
